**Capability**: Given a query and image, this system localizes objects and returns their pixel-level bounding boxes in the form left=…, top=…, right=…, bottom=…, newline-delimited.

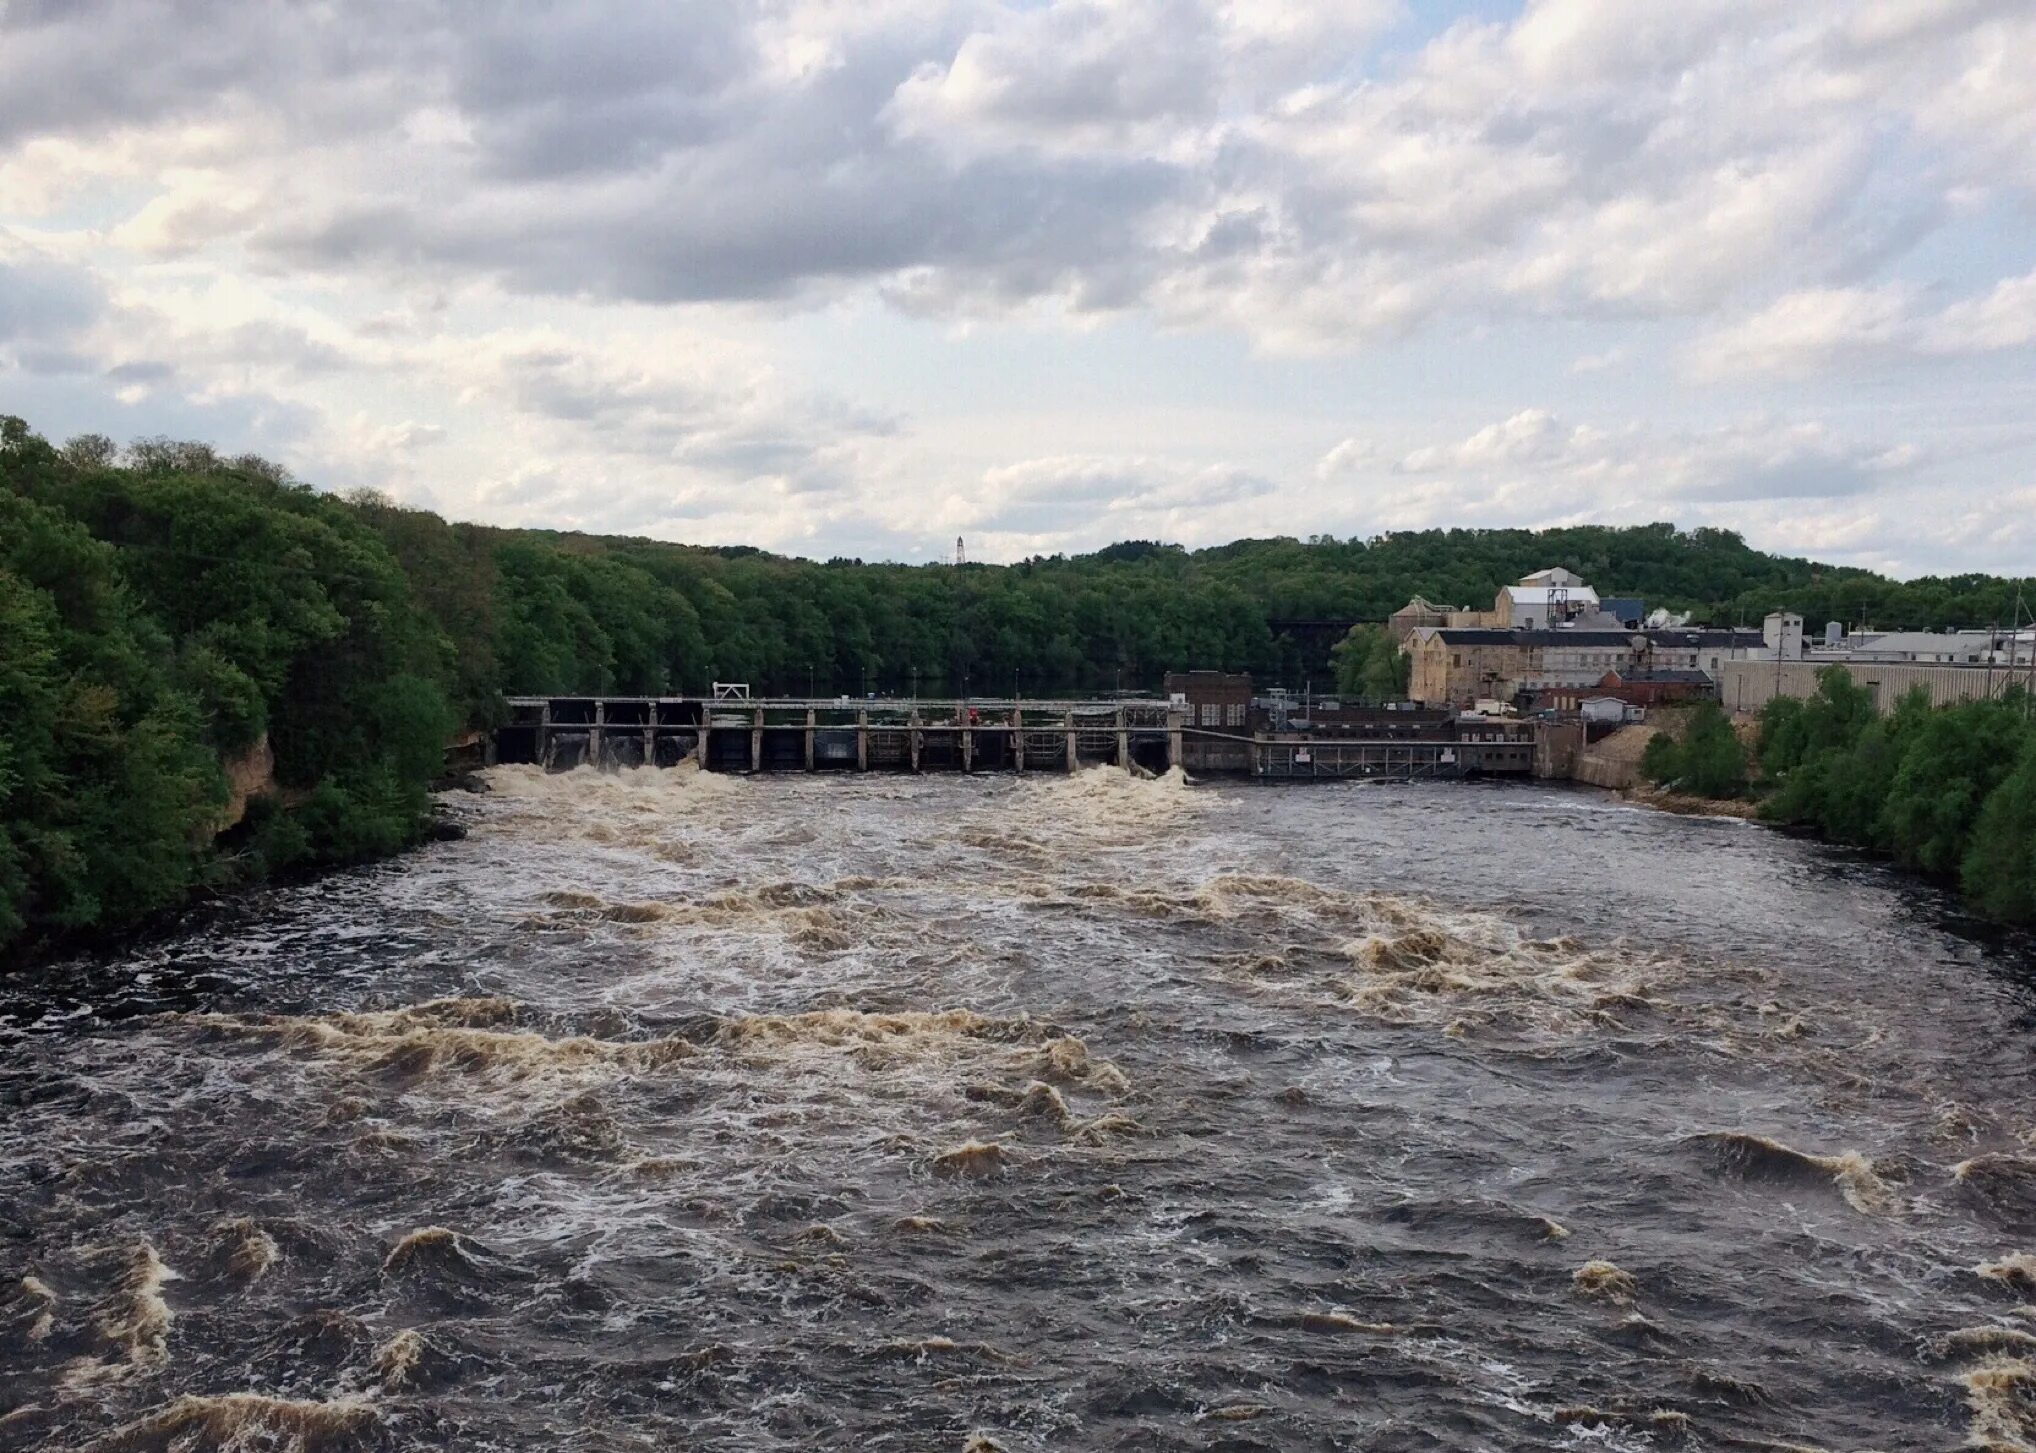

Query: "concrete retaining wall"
left=1570, top=724, right=1658, bottom=791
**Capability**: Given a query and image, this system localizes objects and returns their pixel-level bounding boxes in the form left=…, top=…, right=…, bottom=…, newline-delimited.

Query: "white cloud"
left=1928, top=268, right=2036, bottom=352
left=4, top=1, right=2036, bottom=576
left=5, top=1, right=2030, bottom=346
left=1322, top=410, right=1918, bottom=508
left=1688, top=265, right=2036, bottom=376
left=1686, top=286, right=1918, bottom=379
left=971, top=453, right=1275, bottom=544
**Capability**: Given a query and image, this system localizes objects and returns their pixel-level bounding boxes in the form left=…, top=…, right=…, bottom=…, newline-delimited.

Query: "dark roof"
left=1430, top=629, right=1636, bottom=646
left=1653, top=629, right=1762, bottom=646
left=1612, top=669, right=1712, bottom=683
left=1427, top=627, right=1761, bottom=647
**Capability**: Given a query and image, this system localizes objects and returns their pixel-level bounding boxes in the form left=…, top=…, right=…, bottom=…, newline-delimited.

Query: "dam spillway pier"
left=491, top=695, right=1543, bottom=780
left=495, top=696, right=1178, bottom=775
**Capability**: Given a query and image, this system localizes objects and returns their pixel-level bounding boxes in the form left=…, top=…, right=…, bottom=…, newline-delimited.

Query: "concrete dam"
left=491, top=695, right=1542, bottom=780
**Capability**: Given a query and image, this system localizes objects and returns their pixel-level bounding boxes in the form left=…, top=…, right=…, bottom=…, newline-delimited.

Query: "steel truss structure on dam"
left=494, top=696, right=1539, bottom=780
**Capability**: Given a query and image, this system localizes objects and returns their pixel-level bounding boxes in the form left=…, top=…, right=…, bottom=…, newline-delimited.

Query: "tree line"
left=4, top=414, right=2032, bottom=954
left=1643, top=673, right=2036, bottom=924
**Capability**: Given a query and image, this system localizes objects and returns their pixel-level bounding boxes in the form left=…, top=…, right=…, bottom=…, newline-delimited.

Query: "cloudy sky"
left=2, top=1, right=2032, bottom=575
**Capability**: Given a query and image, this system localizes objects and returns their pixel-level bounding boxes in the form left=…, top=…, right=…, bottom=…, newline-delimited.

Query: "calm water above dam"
left=5, top=769, right=2036, bottom=1451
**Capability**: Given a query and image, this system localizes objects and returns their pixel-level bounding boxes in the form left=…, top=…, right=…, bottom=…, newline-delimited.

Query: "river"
left=4, top=767, right=2035, bottom=1451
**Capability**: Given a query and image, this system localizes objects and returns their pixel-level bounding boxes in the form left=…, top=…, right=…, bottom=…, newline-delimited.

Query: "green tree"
left=1964, top=739, right=2036, bottom=923
left=1331, top=625, right=1409, bottom=704
left=1642, top=701, right=1747, bottom=799
left=0, top=479, right=222, bottom=947
left=1879, top=693, right=2028, bottom=876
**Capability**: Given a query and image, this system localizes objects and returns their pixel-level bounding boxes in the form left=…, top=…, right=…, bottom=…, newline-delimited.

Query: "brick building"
left=1164, top=671, right=1252, bottom=731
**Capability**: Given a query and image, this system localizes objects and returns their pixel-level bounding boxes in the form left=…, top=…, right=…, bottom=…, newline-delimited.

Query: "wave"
left=372, top=1328, right=428, bottom=1390
left=42, top=1244, right=179, bottom=1393
left=1067, top=1111, right=1144, bottom=1143
left=484, top=760, right=742, bottom=809
left=1010, top=871, right=1365, bottom=927
left=186, top=999, right=1132, bottom=1114
left=1293, top=1311, right=1398, bottom=1335
left=715, top=1007, right=1010, bottom=1053
left=1941, top=1328, right=2036, bottom=1358
left=1958, top=1355, right=2036, bottom=1452
left=866, top=1335, right=1012, bottom=1365
left=507, top=1089, right=628, bottom=1161
left=1005, top=868, right=1736, bottom=1045
left=86, top=1392, right=379, bottom=1452
left=381, top=1225, right=479, bottom=1275
left=1956, top=1155, right=2036, bottom=1223
left=91, top=1237, right=175, bottom=1375
left=1550, top=1406, right=1692, bottom=1438
left=13, top=1275, right=57, bottom=1344
left=1687, top=1131, right=1899, bottom=1215
left=1001, top=764, right=1208, bottom=844
left=1978, top=1254, right=2036, bottom=1292
left=473, top=762, right=745, bottom=864
left=933, top=1139, right=1015, bottom=1176
left=525, top=882, right=900, bottom=951
left=1025, top=1034, right=1132, bottom=1092
left=211, top=1218, right=279, bottom=1282
left=1572, top=1259, right=1638, bottom=1302
left=190, top=998, right=700, bottom=1088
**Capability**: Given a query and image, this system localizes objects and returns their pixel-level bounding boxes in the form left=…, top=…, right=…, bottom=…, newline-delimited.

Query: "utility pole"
left=1774, top=612, right=1784, bottom=708
left=2022, top=584, right=2036, bottom=714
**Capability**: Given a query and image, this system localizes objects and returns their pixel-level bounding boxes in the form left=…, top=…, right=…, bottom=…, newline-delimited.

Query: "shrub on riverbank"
left=1754, top=666, right=2036, bottom=924
left=1640, top=702, right=1748, bottom=800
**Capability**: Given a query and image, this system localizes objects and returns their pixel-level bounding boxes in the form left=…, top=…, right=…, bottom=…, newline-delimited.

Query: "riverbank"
left=0, top=800, right=469, bottom=978
left=1621, top=783, right=1764, bottom=820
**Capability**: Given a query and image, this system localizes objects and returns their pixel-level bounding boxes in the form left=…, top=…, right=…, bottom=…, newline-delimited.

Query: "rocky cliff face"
left=214, top=734, right=278, bottom=834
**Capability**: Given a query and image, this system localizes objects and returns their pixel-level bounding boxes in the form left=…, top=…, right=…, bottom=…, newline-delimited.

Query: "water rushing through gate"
left=5, top=767, right=2036, bottom=1450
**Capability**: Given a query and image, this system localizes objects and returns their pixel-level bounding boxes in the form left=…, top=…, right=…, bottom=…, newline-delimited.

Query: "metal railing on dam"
left=490, top=695, right=1542, bottom=780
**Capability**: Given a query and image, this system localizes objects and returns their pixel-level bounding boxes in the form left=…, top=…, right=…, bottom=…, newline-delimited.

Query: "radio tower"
left=954, top=535, right=966, bottom=567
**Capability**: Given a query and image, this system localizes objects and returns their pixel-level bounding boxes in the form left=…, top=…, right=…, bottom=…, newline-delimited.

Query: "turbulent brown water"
left=5, top=766, right=2036, bottom=1451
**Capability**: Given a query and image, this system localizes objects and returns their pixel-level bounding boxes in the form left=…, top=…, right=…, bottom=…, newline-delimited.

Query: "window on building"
left=1452, top=654, right=1462, bottom=668
left=1225, top=703, right=1245, bottom=727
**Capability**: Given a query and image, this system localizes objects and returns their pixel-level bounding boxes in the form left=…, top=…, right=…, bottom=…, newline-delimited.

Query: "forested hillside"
left=456, top=526, right=2027, bottom=702
left=3, top=414, right=2030, bottom=954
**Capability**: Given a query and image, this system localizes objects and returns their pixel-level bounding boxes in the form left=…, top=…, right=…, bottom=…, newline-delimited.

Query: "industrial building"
left=1394, top=568, right=1784, bottom=709
left=1405, top=624, right=1766, bottom=707
left=1719, top=658, right=2036, bottom=713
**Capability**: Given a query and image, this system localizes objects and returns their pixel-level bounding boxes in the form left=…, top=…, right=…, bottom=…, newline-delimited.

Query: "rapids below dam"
left=5, top=767, right=2036, bottom=1452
